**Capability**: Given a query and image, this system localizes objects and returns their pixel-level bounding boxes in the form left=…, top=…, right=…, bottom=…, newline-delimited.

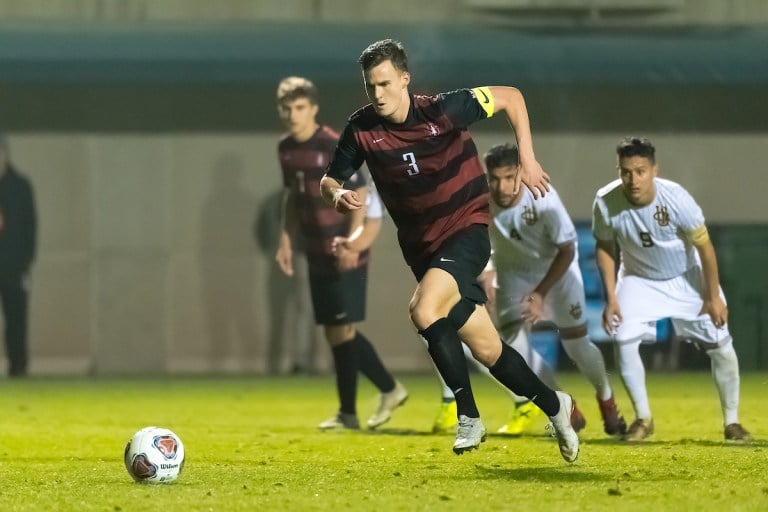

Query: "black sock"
left=331, top=340, right=359, bottom=415
left=419, top=318, right=479, bottom=418
left=489, top=343, right=560, bottom=416
left=355, top=332, right=396, bottom=393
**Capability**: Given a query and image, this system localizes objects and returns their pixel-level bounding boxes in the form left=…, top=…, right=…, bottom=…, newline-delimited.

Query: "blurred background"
left=0, top=0, right=766, bottom=376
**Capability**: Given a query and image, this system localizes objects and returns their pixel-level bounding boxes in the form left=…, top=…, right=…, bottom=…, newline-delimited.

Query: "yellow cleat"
left=432, top=400, right=458, bottom=433
left=497, top=400, right=544, bottom=435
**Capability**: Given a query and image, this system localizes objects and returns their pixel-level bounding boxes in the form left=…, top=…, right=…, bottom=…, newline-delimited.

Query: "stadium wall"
left=3, top=132, right=765, bottom=375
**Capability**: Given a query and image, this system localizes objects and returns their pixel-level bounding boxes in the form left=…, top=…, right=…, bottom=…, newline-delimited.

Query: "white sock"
left=616, top=338, right=652, bottom=420
left=562, top=335, right=612, bottom=400
left=706, top=341, right=740, bottom=426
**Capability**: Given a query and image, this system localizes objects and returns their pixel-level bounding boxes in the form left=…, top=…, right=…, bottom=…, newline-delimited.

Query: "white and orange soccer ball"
left=124, top=426, right=185, bottom=483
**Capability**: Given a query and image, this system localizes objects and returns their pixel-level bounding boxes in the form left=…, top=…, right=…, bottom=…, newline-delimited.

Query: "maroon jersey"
left=326, top=89, right=491, bottom=269
left=278, top=125, right=368, bottom=275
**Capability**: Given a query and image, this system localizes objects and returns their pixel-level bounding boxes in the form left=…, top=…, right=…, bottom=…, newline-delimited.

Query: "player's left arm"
left=485, top=86, right=551, bottom=198
left=335, top=217, right=383, bottom=254
left=689, top=225, right=728, bottom=328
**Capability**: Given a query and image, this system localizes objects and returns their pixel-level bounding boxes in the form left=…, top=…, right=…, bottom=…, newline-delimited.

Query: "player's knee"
left=409, top=296, right=441, bottom=331
left=324, top=324, right=355, bottom=346
left=705, top=339, right=737, bottom=359
left=469, top=339, right=502, bottom=367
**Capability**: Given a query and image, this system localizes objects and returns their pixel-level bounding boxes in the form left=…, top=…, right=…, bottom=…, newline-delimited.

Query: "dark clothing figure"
left=0, top=163, right=37, bottom=377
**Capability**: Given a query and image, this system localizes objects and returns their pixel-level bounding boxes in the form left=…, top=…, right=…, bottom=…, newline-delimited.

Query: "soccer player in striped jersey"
left=593, top=136, right=752, bottom=442
left=275, top=76, right=407, bottom=432
left=320, top=39, right=579, bottom=462
left=476, top=143, right=625, bottom=436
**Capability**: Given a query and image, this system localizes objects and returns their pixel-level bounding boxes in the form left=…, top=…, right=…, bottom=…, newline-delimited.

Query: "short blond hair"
left=276, top=76, right=318, bottom=106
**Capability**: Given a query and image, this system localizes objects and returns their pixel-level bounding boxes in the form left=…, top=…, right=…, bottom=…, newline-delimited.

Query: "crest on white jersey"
left=522, top=206, right=538, bottom=226
left=653, top=205, right=670, bottom=226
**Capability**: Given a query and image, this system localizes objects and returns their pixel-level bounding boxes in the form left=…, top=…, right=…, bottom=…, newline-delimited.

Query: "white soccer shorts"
left=613, top=266, right=731, bottom=346
left=496, top=266, right=587, bottom=331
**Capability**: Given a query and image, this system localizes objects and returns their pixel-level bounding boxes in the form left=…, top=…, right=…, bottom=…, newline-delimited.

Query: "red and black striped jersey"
left=278, top=125, right=368, bottom=275
left=326, top=89, right=491, bottom=269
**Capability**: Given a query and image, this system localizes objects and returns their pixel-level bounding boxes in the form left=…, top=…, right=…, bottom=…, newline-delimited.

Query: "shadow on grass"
left=364, top=428, right=434, bottom=437
left=582, top=437, right=767, bottom=448
left=363, top=428, right=766, bottom=448
left=472, top=464, right=608, bottom=482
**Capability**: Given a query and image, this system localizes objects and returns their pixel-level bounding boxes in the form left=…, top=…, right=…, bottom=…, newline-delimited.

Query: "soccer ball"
left=124, top=426, right=185, bottom=483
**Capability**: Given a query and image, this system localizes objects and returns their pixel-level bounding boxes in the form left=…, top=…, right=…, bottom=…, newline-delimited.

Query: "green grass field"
left=0, top=372, right=766, bottom=511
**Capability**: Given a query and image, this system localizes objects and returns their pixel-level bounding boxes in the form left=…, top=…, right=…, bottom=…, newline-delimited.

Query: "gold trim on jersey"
left=471, top=87, right=494, bottom=118
left=687, top=225, right=710, bottom=246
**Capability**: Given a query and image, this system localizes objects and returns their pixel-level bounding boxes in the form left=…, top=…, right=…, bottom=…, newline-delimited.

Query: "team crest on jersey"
left=569, top=303, right=583, bottom=320
left=653, top=205, right=670, bottom=226
left=427, top=123, right=440, bottom=137
left=521, top=206, right=538, bottom=226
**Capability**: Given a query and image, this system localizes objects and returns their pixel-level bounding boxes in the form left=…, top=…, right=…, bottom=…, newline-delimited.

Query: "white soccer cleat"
left=367, top=381, right=409, bottom=429
left=318, top=412, right=360, bottom=431
left=547, top=391, right=580, bottom=463
left=452, top=415, right=487, bottom=454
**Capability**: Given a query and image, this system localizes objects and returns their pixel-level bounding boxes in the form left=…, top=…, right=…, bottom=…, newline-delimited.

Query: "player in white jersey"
left=592, top=136, right=752, bottom=442
left=431, top=143, right=627, bottom=437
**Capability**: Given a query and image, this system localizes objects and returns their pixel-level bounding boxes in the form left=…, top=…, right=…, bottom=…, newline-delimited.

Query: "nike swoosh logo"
left=478, top=89, right=489, bottom=104
left=373, top=138, right=385, bottom=143
left=440, top=257, right=455, bottom=262
left=335, top=312, right=347, bottom=319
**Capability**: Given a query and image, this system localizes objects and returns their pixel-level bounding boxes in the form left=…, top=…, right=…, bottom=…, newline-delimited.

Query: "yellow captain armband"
left=471, top=87, right=494, bottom=118
left=687, top=225, right=710, bottom=246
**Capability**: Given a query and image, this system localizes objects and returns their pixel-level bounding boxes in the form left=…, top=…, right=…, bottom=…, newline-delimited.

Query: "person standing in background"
left=256, top=187, right=319, bottom=375
left=276, top=77, right=407, bottom=430
left=0, top=134, right=37, bottom=378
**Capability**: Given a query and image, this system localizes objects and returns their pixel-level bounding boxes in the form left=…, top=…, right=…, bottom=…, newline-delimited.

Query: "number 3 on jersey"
left=403, top=152, right=420, bottom=176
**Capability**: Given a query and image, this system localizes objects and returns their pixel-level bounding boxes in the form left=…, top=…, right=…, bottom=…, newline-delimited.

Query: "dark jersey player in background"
left=320, top=40, right=579, bottom=462
left=275, top=76, right=407, bottom=431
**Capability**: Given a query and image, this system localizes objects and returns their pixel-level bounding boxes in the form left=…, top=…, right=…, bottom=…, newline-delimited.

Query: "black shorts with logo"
left=411, top=223, right=490, bottom=305
left=308, top=266, right=367, bottom=326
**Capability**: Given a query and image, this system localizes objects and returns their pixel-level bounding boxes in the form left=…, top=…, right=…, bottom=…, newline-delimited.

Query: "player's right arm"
left=595, top=238, right=622, bottom=335
left=320, top=175, right=364, bottom=213
left=321, top=123, right=365, bottom=213
left=275, top=187, right=297, bottom=276
left=592, top=197, right=622, bottom=334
